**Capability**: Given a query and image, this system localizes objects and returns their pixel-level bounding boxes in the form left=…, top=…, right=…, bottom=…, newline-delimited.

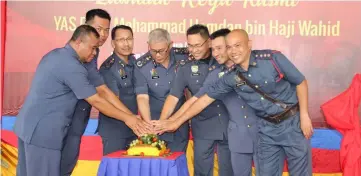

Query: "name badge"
left=236, top=81, right=246, bottom=87
left=191, top=65, right=200, bottom=76
left=121, top=75, right=128, bottom=79
left=150, top=68, right=159, bottom=79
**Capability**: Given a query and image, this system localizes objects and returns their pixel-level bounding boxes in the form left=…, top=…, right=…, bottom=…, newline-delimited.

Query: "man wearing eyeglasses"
left=97, top=25, right=147, bottom=155
left=157, top=24, right=232, bottom=176
left=133, top=28, right=190, bottom=152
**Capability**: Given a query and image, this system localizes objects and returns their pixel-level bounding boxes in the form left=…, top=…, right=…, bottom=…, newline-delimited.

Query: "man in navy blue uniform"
left=196, top=29, right=259, bottom=176
left=133, top=28, right=190, bottom=152
left=159, top=25, right=232, bottom=176
left=98, top=25, right=139, bottom=155
left=155, top=29, right=313, bottom=176
left=60, top=9, right=145, bottom=176
left=14, top=25, right=150, bottom=176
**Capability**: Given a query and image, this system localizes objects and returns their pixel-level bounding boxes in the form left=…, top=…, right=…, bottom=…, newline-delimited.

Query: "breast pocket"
left=118, top=77, right=133, bottom=89
left=189, top=74, right=205, bottom=93
left=259, top=75, right=277, bottom=94
left=149, top=79, right=170, bottom=97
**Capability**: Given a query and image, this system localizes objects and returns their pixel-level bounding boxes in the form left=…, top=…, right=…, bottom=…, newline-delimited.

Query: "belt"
left=263, top=104, right=299, bottom=124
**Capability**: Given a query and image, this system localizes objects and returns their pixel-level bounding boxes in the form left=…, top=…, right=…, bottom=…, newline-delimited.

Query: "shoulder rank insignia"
left=254, top=50, right=281, bottom=59
left=102, top=57, right=115, bottom=69
left=227, top=65, right=236, bottom=72
left=173, top=47, right=189, bottom=55
left=208, top=65, right=216, bottom=71
left=136, top=55, right=152, bottom=68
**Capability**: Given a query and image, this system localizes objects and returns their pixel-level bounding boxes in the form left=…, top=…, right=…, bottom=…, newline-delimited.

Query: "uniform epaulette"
left=226, top=64, right=237, bottom=73
left=177, top=57, right=193, bottom=67
left=135, top=54, right=152, bottom=68
left=253, top=50, right=281, bottom=59
left=100, top=57, right=115, bottom=69
left=173, top=47, right=189, bottom=55
left=208, top=65, right=217, bottom=71
left=254, top=50, right=285, bottom=81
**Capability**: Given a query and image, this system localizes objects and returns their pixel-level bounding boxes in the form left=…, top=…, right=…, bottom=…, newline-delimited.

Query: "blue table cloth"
left=97, top=151, right=189, bottom=176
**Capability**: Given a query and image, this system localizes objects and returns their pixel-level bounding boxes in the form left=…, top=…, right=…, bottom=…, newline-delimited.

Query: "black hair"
left=111, top=25, right=133, bottom=40
left=210, top=28, right=231, bottom=40
left=70, top=25, right=99, bottom=41
left=85, top=9, right=111, bottom=23
left=186, top=24, right=210, bottom=40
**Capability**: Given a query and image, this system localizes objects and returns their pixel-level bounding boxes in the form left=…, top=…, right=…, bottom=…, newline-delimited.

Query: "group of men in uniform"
left=14, top=8, right=314, bottom=176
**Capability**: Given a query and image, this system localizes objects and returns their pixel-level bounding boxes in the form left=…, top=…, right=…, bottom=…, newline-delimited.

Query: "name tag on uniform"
left=151, top=68, right=159, bottom=79
left=121, top=75, right=128, bottom=79
left=191, top=65, right=200, bottom=76
left=236, top=81, right=246, bottom=87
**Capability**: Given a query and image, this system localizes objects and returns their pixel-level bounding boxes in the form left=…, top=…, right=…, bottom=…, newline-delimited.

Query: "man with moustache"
left=156, top=29, right=314, bottom=176
left=14, top=25, right=145, bottom=176
left=97, top=25, right=139, bottom=155
left=60, top=10, right=148, bottom=176
left=158, top=25, right=232, bottom=176
left=133, top=28, right=190, bottom=152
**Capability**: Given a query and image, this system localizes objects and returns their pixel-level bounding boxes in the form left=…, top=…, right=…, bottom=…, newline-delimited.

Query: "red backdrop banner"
left=3, top=1, right=361, bottom=127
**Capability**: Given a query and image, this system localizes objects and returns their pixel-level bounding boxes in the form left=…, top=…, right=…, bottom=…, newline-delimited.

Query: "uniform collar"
left=236, top=50, right=258, bottom=73
left=249, top=50, right=258, bottom=67
left=64, top=43, right=80, bottom=61
left=195, top=49, right=212, bottom=65
left=112, top=52, right=133, bottom=68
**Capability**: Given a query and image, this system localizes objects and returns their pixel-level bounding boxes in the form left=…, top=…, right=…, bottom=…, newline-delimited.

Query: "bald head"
left=225, top=29, right=252, bottom=66
left=227, top=29, right=249, bottom=42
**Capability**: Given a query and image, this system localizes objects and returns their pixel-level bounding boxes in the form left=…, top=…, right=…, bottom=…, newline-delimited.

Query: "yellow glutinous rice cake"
left=126, top=134, right=170, bottom=156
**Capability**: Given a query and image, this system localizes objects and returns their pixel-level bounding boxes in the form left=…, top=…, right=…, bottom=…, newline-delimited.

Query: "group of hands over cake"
left=125, top=114, right=185, bottom=137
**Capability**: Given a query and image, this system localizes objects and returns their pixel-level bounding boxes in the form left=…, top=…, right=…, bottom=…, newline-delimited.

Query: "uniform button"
left=244, top=116, right=247, bottom=118
left=155, top=83, right=158, bottom=86
left=241, top=88, right=244, bottom=91
left=124, top=83, right=127, bottom=85
left=247, top=125, right=251, bottom=128
left=82, top=108, right=86, bottom=111
left=168, top=81, right=171, bottom=84
left=196, top=80, right=199, bottom=83
left=241, top=105, right=245, bottom=109
left=255, top=85, right=259, bottom=88
left=248, top=74, right=251, bottom=77
left=217, top=105, right=220, bottom=107
left=166, top=72, right=169, bottom=75
left=66, top=124, right=70, bottom=127
left=218, top=114, right=221, bottom=116
left=261, top=97, right=264, bottom=100
left=265, top=81, right=268, bottom=84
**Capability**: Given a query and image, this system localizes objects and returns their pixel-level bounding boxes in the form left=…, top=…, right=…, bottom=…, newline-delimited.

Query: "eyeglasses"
left=149, top=44, right=171, bottom=56
left=187, top=39, right=209, bottom=50
left=115, top=37, right=134, bottom=43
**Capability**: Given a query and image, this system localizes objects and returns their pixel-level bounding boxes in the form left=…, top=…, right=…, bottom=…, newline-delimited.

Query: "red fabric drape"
left=321, top=74, right=361, bottom=176
left=1, top=1, right=6, bottom=118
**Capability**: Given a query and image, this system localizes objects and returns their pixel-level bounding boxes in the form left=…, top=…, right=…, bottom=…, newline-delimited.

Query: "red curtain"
left=1, top=1, right=6, bottom=117
left=321, top=74, right=361, bottom=176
